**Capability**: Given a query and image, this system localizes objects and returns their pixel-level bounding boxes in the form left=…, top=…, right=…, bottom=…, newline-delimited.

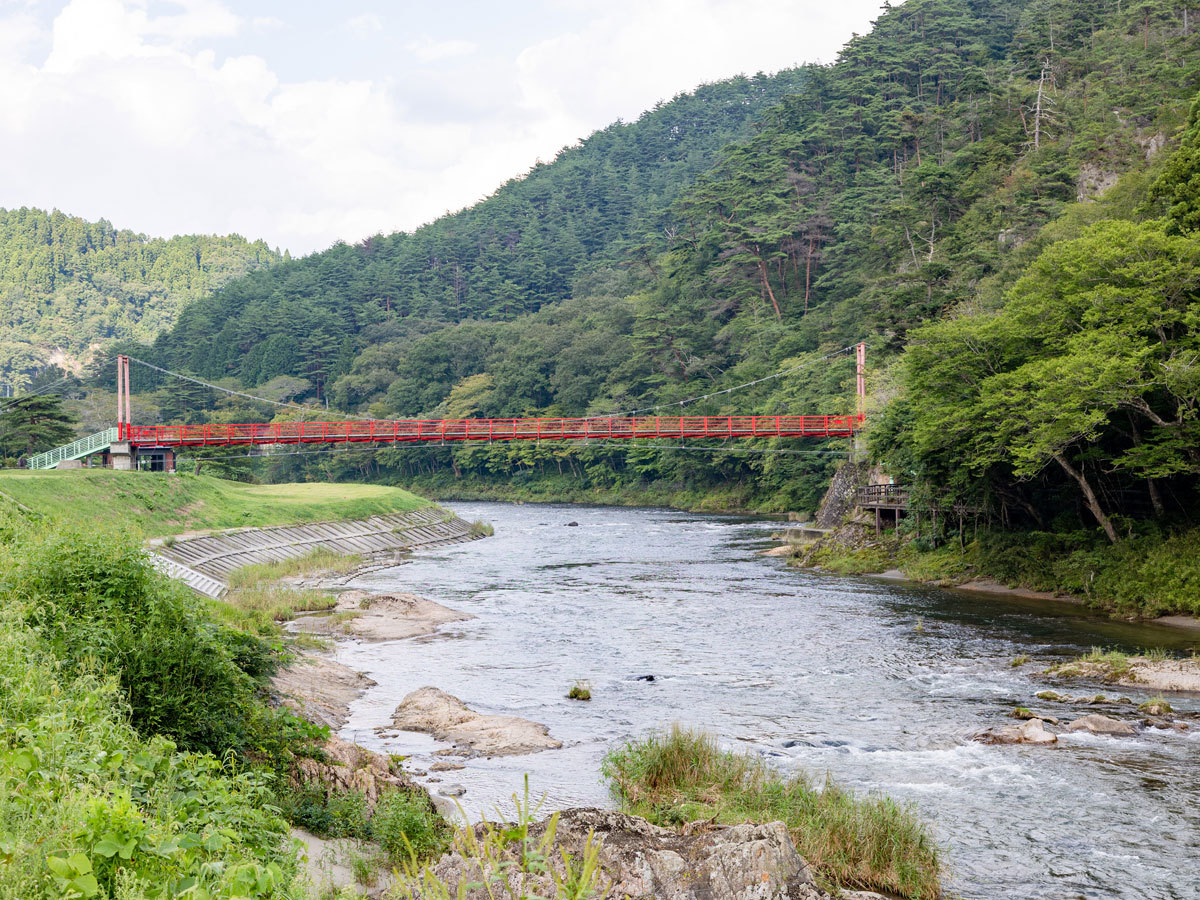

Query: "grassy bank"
left=796, top=526, right=1200, bottom=619
left=602, top=726, right=942, bottom=899
left=0, top=469, right=428, bottom=537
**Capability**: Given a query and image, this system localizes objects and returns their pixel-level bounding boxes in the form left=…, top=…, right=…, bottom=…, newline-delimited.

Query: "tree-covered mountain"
left=132, top=0, right=1200, bottom=531
left=144, top=71, right=808, bottom=391
left=0, top=207, right=281, bottom=390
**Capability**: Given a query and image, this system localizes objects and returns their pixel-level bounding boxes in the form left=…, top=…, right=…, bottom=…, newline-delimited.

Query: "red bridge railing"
left=123, top=415, right=863, bottom=448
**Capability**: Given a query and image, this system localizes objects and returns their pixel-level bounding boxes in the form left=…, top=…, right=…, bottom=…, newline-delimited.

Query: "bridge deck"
left=124, top=415, right=863, bottom=448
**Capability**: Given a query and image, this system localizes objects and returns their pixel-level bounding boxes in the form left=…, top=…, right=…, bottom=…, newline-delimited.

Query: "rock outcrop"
left=294, top=590, right=472, bottom=642
left=387, top=686, right=562, bottom=756
left=272, top=654, right=374, bottom=729
left=813, top=461, right=869, bottom=530
left=1065, top=714, right=1136, bottom=737
left=428, top=808, right=832, bottom=900
left=975, top=718, right=1058, bottom=745
left=294, top=734, right=422, bottom=808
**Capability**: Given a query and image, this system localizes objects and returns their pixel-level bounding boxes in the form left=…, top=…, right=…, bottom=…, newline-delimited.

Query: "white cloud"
left=515, top=0, right=870, bottom=135
left=405, top=35, right=477, bottom=63
left=344, top=12, right=381, bottom=38
left=0, top=0, right=887, bottom=254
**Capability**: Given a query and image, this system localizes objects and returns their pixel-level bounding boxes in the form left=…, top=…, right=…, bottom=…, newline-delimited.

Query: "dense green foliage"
left=11, top=528, right=299, bottom=755
left=0, top=393, right=77, bottom=460
left=0, top=615, right=300, bottom=899
left=0, top=512, right=310, bottom=898
left=0, top=207, right=279, bottom=389
left=799, top=525, right=1200, bottom=617
left=121, top=0, right=1200, bottom=526
left=602, top=726, right=941, bottom=898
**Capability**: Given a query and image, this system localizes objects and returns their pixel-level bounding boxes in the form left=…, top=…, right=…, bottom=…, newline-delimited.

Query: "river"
left=334, top=501, right=1200, bottom=900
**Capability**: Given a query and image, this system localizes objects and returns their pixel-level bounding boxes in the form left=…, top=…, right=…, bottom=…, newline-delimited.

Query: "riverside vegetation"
left=796, top=517, right=1200, bottom=618
left=0, top=491, right=944, bottom=898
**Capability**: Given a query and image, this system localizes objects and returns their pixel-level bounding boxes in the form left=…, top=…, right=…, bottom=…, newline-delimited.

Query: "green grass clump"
left=1138, top=696, right=1173, bottom=715
left=898, top=545, right=972, bottom=584
left=221, top=584, right=338, bottom=630
left=469, top=519, right=495, bottom=537
left=567, top=680, right=592, bottom=701
left=794, top=545, right=895, bottom=575
left=0, top=469, right=428, bottom=538
left=1048, top=647, right=1134, bottom=681
left=601, top=726, right=941, bottom=899
left=393, top=778, right=606, bottom=900
left=1010, top=654, right=1031, bottom=667
left=228, top=547, right=364, bottom=588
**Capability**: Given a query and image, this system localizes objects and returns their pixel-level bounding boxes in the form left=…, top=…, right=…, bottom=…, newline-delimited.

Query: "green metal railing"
left=27, top=427, right=119, bottom=470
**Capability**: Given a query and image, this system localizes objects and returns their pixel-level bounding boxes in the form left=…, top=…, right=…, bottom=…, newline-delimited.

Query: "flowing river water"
left=333, top=502, right=1200, bottom=900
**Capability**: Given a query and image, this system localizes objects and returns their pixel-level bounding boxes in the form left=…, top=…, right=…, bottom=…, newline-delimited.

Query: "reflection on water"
left=335, top=502, right=1200, bottom=900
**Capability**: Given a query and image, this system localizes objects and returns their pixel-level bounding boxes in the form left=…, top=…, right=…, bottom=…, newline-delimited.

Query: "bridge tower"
left=110, top=355, right=136, bottom=470
left=854, top=342, right=867, bottom=459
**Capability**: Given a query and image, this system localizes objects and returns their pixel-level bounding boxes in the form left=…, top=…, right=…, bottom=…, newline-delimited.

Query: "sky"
left=0, top=0, right=891, bottom=255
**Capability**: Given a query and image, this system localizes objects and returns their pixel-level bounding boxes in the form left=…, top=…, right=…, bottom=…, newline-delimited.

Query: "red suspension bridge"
left=27, top=345, right=867, bottom=470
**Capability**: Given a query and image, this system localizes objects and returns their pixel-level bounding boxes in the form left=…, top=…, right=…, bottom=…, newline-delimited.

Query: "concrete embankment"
left=151, top=506, right=477, bottom=597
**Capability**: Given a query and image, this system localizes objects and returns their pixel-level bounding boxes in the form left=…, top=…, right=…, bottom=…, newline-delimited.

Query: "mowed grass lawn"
left=0, top=470, right=428, bottom=537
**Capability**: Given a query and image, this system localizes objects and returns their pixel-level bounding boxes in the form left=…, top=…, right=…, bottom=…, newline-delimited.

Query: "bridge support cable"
left=124, top=342, right=863, bottom=429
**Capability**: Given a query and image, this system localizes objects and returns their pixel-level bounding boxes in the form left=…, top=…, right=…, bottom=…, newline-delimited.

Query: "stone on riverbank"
left=1065, top=714, right=1136, bottom=736
left=272, top=654, right=374, bottom=729
left=294, top=734, right=421, bottom=808
left=1047, top=655, right=1200, bottom=693
left=389, top=686, right=562, bottom=756
left=294, top=590, right=472, bottom=641
left=428, top=807, right=831, bottom=900
left=975, top=718, right=1058, bottom=745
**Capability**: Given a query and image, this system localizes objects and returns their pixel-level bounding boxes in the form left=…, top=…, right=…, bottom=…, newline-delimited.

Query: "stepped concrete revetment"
left=151, top=506, right=477, bottom=599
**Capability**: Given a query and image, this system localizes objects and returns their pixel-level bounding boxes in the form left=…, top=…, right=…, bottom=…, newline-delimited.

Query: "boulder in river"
left=975, top=718, right=1058, bottom=745
left=1065, top=714, right=1136, bottom=736
left=428, top=807, right=831, bottom=900
left=390, top=686, right=562, bottom=756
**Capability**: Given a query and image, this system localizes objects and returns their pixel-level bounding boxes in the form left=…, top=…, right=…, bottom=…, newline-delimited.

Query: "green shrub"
left=602, top=726, right=941, bottom=899
left=5, top=526, right=326, bottom=770
left=275, top=782, right=370, bottom=840
left=371, top=789, right=449, bottom=865
left=10, top=529, right=276, bottom=755
left=0, top=611, right=299, bottom=899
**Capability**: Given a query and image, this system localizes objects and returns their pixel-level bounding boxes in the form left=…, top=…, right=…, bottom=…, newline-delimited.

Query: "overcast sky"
left=1, top=0, right=890, bottom=255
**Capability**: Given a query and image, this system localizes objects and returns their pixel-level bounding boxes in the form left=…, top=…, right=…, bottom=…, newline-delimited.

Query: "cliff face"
left=814, top=461, right=869, bottom=530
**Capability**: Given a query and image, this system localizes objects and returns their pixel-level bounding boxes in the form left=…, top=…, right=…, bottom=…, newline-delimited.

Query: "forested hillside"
left=129, top=0, right=1200, bottom=531
left=0, top=208, right=280, bottom=389
left=145, top=71, right=807, bottom=391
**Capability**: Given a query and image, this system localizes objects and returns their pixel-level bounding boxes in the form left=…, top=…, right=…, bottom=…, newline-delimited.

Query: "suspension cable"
left=0, top=375, right=75, bottom=415
left=586, top=344, right=858, bottom=419
left=126, top=357, right=373, bottom=421
left=130, top=342, right=858, bottom=426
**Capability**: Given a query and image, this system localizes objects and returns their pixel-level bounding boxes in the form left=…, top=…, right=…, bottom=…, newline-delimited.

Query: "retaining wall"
left=151, top=506, right=478, bottom=599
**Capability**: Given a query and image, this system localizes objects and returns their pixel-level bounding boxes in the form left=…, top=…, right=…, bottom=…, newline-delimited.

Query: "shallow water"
left=335, top=502, right=1200, bottom=900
